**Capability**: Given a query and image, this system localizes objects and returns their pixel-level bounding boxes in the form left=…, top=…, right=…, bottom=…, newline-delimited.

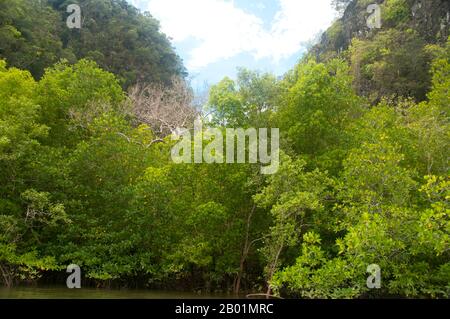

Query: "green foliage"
left=0, top=0, right=70, bottom=79
left=270, top=137, right=448, bottom=298
left=254, top=154, right=334, bottom=293
left=276, top=59, right=362, bottom=173
left=382, top=0, right=410, bottom=27
left=350, top=29, right=432, bottom=102
left=0, top=60, right=49, bottom=209
left=207, top=69, right=279, bottom=128
left=427, top=37, right=450, bottom=114
left=208, top=77, right=244, bottom=127
left=36, top=59, right=125, bottom=146
left=272, top=232, right=362, bottom=299
left=255, top=44, right=448, bottom=298
left=0, top=61, right=67, bottom=283
left=417, top=176, right=449, bottom=256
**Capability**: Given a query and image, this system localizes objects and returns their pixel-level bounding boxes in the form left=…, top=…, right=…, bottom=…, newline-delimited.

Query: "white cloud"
left=136, top=0, right=336, bottom=70
left=264, top=0, right=337, bottom=59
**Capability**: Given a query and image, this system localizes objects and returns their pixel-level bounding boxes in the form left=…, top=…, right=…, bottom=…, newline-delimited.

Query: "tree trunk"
left=266, top=244, right=283, bottom=299
left=0, top=264, right=13, bottom=288
left=234, top=204, right=256, bottom=295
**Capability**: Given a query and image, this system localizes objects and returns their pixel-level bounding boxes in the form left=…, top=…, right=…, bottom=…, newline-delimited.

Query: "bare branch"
left=117, top=132, right=131, bottom=143
left=129, top=77, right=199, bottom=138
left=146, top=139, right=165, bottom=148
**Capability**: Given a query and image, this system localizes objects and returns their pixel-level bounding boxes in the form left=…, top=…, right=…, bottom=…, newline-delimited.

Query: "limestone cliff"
left=312, top=0, right=450, bottom=60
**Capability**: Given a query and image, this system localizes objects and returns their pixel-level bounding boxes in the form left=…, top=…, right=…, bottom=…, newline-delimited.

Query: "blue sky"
left=129, top=0, right=337, bottom=90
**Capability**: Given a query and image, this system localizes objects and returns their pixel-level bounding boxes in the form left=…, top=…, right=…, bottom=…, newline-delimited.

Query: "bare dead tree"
left=129, top=77, right=199, bottom=137
left=67, top=77, right=199, bottom=148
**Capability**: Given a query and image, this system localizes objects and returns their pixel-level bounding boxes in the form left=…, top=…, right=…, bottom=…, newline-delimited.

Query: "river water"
left=0, top=286, right=238, bottom=299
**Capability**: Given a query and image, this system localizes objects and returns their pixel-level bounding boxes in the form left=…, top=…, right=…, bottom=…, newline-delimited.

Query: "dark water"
left=0, top=286, right=238, bottom=299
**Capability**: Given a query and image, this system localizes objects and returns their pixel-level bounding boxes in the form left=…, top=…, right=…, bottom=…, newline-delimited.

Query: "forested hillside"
left=313, top=0, right=450, bottom=102
left=0, top=0, right=186, bottom=87
left=0, top=0, right=448, bottom=298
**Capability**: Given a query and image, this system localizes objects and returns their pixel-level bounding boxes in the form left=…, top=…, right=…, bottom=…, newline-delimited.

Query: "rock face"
left=312, top=0, right=450, bottom=60
left=410, top=0, right=450, bottom=42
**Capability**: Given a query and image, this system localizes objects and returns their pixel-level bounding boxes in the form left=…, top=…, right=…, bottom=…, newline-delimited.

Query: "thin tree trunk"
left=266, top=243, right=283, bottom=298
left=0, top=264, right=12, bottom=288
left=234, top=204, right=256, bottom=295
